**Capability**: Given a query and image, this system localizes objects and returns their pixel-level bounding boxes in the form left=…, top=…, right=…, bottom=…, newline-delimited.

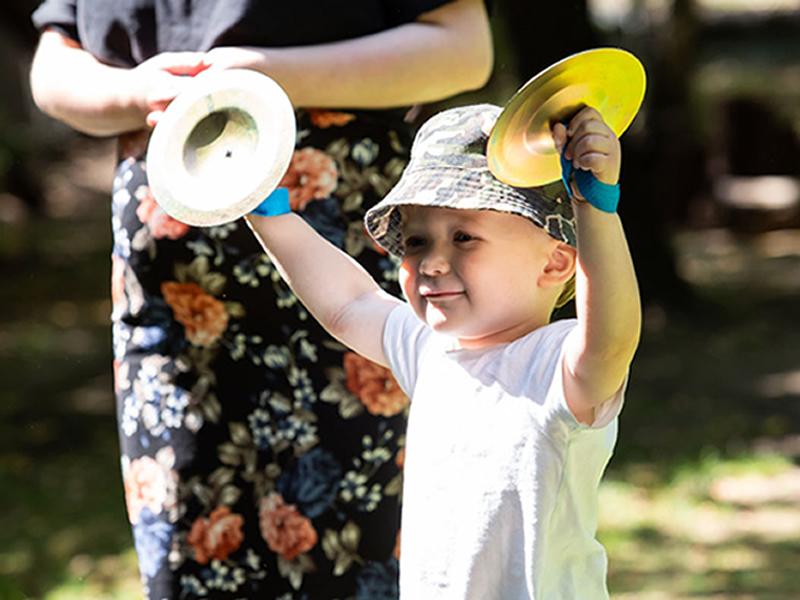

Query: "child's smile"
left=419, top=286, right=465, bottom=301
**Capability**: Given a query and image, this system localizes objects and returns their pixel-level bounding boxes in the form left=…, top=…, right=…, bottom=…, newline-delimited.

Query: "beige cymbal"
left=146, top=68, right=296, bottom=226
left=487, top=48, right=646, bottom=188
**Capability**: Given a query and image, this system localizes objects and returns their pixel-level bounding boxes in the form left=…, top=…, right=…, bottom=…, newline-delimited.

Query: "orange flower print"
left=395, top=448, right=405, bottom=469
left=343, top=352, right=409, bottom=417
left=135, top=185, right=191, bottom=240
left=187, top=506, right=245, bottom=564
left=259, top=493, right=318, bottom=561
left=113, top=358, right=122, bottom=393
left=308, top=109, right=356, bottom=129
left=161, top=282, right=229, bottom=347
left=278, top=148, right=338, bottom=211
left=122, top=449, right=178, bottom=525
left=111, top=254, right=126, bottom=318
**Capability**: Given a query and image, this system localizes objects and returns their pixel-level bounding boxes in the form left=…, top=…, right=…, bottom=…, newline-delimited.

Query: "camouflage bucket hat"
left=364, top=104, right=577, bottom=257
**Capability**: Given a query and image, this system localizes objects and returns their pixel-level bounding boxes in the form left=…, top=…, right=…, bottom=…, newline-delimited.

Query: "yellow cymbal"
left=487, top=47, right=646, bottom=188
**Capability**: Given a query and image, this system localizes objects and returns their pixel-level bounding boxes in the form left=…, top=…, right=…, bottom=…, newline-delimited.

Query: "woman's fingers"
left=144, top=51, right=208, bottom=75
left=145, top=110, right=164, bottom=128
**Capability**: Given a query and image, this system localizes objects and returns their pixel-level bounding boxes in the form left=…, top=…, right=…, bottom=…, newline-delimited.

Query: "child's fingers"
left=563, top=115, right=616, bottom=157
left=563, top=130, right=613, bottom=162
left=566, top=106, right=603, bottom=135
left=572, top=151, right=609, bottom=173
left=569, top=133, right=615, bottom=163
left=551, top=122, right=568, bottom=153
left=568, top=118, right=615, bottom=145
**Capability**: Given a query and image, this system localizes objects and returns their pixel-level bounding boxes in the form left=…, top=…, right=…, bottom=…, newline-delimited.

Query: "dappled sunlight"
left=600, top=456, right=800, bottom=596
left=710, top=468, right=800, bottom=506
left=45, top=549, right=141, bottom=600
left=758, top=369, right=800, bottom=399
left=714, top=175, right=799, bottom=211
left=589, top=0, right=800, bottom=30
left=674, top=228, right=800, bottom=295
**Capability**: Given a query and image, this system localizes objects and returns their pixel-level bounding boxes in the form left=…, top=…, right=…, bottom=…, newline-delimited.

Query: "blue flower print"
left=129, top=325, right=167, bottom=353
left=355, top=558, right=399, bottom=600
left=133, top=507, right=173, bottom=578
left=279, top=447, right=343, bottom=518
left=352, top=138, right=379, bottom=166
left=248, top=408, right=272, bottom=449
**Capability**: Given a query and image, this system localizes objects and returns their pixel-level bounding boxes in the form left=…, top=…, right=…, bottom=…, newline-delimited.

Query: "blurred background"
left=1, top=0, right=799, bottom=598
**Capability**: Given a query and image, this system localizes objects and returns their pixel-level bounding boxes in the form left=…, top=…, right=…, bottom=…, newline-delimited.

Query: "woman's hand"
left=202, top=46, right=268, bottom=74
left=129, top=52, right=209, bottom=126
left=30, top=30, right=207, bottom=135
left=552, top=107, right=621, bottom=189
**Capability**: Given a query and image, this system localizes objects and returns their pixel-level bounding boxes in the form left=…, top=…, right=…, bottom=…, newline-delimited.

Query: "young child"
left=246, top=103, right=640, bottom=599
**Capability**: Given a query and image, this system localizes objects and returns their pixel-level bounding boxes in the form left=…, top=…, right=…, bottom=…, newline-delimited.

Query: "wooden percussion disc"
left=487, top=48, right=646, bottom=188
left=146, top=69, right=296, bottom=226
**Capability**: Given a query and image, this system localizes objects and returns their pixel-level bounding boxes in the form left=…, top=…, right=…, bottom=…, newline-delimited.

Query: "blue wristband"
left=251, top=187, right=291, bottom=217
left=560, top=153, right=620, bottom=213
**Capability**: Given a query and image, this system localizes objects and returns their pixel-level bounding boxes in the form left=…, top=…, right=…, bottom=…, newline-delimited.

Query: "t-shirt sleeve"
left=383, top=0, right=493, bottom=24
left=382, top=0, right=454, bottom=25
left=381, top=303, right=431, bottom=397
left=32, top=0, right=79, bottom=40
left=543, top=320, right=626, bottom=431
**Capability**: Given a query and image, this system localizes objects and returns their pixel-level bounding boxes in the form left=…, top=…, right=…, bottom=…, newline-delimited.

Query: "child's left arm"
left=552, top=107, right=642, bottom=425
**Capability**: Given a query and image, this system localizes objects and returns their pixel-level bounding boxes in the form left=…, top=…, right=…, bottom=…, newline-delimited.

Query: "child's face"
left=399, top=206, right=570, bottom=348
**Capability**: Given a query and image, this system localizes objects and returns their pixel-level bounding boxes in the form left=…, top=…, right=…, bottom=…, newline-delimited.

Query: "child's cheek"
left=398, top=261, right=413, bottom=297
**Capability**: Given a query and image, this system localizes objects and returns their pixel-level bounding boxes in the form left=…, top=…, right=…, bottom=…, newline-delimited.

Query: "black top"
left=32, top=0, right=455, bottom=67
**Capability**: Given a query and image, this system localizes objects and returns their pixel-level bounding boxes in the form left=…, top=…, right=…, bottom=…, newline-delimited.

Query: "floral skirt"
left=112, top=109, right=411, bottom=599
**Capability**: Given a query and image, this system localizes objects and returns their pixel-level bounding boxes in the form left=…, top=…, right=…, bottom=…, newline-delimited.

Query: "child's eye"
left=453, top=231, right=476, bottom=243
left=404, top=235, right=426, bottom=251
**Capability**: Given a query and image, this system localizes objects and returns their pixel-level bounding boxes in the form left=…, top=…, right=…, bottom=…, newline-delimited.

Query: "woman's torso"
left=34, top=0, right=451, bottom=66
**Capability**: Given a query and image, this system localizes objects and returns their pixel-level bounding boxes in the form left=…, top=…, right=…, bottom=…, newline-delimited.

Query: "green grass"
left=601, top=454, right=800, bottom=598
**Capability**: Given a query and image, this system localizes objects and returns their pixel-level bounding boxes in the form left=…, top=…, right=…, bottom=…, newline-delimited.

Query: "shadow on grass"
left=612, top=287, right=800, bottom=480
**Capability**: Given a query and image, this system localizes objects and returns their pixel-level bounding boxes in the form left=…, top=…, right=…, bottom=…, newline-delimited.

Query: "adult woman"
left=29, top=1, right=492, bottom=598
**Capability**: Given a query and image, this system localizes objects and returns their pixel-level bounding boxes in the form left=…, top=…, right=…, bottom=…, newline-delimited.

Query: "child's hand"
left=552, top=107, right=621, bottom=193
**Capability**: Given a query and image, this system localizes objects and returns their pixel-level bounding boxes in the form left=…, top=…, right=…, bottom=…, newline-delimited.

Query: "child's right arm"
left=245, top=213, right=403, bottom=367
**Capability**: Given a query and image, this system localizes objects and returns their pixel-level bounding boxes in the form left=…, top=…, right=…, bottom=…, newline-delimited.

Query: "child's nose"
left=419, top=249, right=450, bottom=276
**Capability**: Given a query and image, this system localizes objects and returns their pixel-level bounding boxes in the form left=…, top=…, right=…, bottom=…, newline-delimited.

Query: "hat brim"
left=365, top=165, right=576, bottom=257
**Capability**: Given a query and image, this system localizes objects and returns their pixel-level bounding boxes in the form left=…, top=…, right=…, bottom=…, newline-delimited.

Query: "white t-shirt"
left=382, top=304, right=624, bottom=600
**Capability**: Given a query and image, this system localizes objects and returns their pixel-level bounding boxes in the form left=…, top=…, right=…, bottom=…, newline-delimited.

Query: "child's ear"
left=539, top=243, right=576, bottom=288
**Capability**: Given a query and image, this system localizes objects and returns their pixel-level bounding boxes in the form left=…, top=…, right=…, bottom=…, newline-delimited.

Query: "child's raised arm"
left=245, top=212, right=402, bottom=366
left=552, top=107, right=642, bottom=425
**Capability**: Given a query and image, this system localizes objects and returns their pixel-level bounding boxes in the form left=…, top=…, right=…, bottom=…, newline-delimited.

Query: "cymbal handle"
left=560, top=153, right=620, bottom=213
left=250, top=187, right=291, bottom=217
